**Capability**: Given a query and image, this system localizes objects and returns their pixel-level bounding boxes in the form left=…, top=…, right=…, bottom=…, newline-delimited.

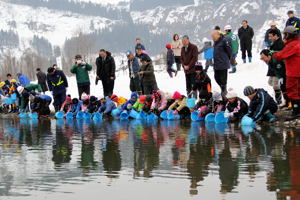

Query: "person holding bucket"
left=168, top=91, right=190, bottom=119
left=224, top=88, right=248, bottom=122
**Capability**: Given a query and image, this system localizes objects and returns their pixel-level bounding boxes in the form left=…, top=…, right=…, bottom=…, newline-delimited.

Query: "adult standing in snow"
left=238, top=20, right=254, bottom=63
left=171, top=34, right=183, bottom=71
left=286, top=10, right=300, bottom=34
left=181, top=35, right=198, bottom=96
left=264, top=22, right=282, bottom=48
left=138, top=54, right=158, bottom=95
left=224, top=25, right=239, bottom=73
left=36, top=68, right=48, bottom=94
left=198, top=39, right=214, bottom=72
left=135, top=38, right=146, bottom=54
left=46, top=67, right=68, bottom=112
left=166, top=44, right=176, bottom=78
left=126, top=50, right=142, bottom=94
left=70, top=55, right=92, bottom=99
left=211, top=30, right=232, bottom=98
left=136, top=46, right=151, bottom=64
left=273, top=26, right=300, bottom=120
left=269, top=29, right=284, bottom=51
left=96, top=49, right=116, bottom=97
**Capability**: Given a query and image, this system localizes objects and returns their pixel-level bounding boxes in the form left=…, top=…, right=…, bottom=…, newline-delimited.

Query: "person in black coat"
left=238, top=20, right=254, bottom=63
left=166, top=44, right=176, bottom=78
left=211, top=30, right=232, bottom=98
left=264, top=22, right=282, bottom=48
left=36, top=68, right=48, bottom=93
left=96, top=49, right=116, bottom=97
left=286, top=10, right=300, bottom=34
left=268, top=29, right=284, bottom=51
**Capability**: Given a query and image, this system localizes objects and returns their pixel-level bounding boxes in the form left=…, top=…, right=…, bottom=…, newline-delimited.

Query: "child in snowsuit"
left=70, top=98, right=82, bottom=115
left=17, top=84, right=42, bottom=113
left=224, top=88, right=248, bottom=122
left=98, top=96, right=116, bottom=116
left=111, top=94, right=127, bottom=108
left=122, top=93, right=139, bottom=111
left=60, top=95, right=72, bottom=113
left=133, top=95, right=146, bottom=112
left=144, top=95, right=153, bottom=113
left=81, top=92, right=90, bottom=112
left=202, top=91, right=227, bottom=117
left=168, top=91, right=190, bottom=119
left=31, top=94, right=52, bottom=116
left=150, top=90, right=172, bottom=115
left=244, top=86, right=278, bottom=122
left=87, top=96, right=100, bottom=113
left=166, top=44, right=176, bottom=78
left=191, top=62, right=212, bottom=100
left=198, top=40, right=214, bottom=72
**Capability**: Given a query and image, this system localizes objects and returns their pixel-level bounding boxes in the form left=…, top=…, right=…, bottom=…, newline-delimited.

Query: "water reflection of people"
left=218, top=137, right=238, bottom=193
left=80, top=129, right=97, bottom=174
left=52, top=120, right=73, bottom=166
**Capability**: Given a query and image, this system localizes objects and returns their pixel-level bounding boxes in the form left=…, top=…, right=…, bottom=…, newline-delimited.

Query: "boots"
left=286, top=100, right=300, bottom=121
left=220, top=85, right=227, bottom=100
left=229, top=66, right=236, bottom=74
left=275, top=89, right=282, bottom=105
left=248, top=57, right=252, bottom=63
left=243, top=59, right=246, bottom=64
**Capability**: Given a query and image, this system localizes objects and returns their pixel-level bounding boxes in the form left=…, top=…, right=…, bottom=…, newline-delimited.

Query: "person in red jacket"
left=273, top=26, right=300, bottom=121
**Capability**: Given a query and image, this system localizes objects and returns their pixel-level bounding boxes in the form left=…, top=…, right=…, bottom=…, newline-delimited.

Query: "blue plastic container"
left=66, top=112, right=74, bottom=119
left=187, top=98, right=196, bottom=108
left=147, top=113, right=158, bottom=121
left=129, top=109, right=139, bottom=119
left=5, top=98, right=12, bottom=105
left=93, top=112, right=102, bottom=121
left=205, top=113, right=215, bottom=123
left=55, top=111, right=64, bottom=119
left=19, top=112, right=27, bottom=119
left=160, top=110, right=168, bottom=120
left=83, top=112, right=92, bottom=119
left=191, top=111, right=204, bottom=121
left=76, top=111, right=84, bottom=119
left=112, top=109, right=121, bottom=118
left=215, top=111, right=229, bottom=124
left=241, top=116, right=256, bottom=126
left=11, top=93, right=17, bottom=100
left=28, top=112, right=38, bottom=119
left=167, top=110, right=181, bottom=120
left=137, top=111, right=147, bottom=120
left=120, top=110, right=129, bottom=120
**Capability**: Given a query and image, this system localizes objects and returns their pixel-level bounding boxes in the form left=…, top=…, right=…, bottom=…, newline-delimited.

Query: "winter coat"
left=181, top=43, right=198, bottom=74
left=267, top=39, right=285, bottom=76
left=286, top=17, right=300, bottom=34
left=96, top=51, right=116, bottom=80
left=225, top=97, right=248, bottom=120
left=140, top=62, right=157, bottom=83
left=192, top=71, right=212, bottom=100
left=36, top=71, right=48, bottom=92
left=98, top=97, right=116, bottom=114
left=133, top=99, right=145, bottom=111
left=238, top=26, right=254, bottom=46
left=122, top=99, right=136, bottom=111
left=47, top=70, right=68, bottom=95
left=273, top=38, right=300, bottom=77
left=168, top=97, right=187, bottom=112
left=128, top=57, right=140, bottom=78
left=199, top=41, right=214, bottom=60
left=167, top=49, right=175, bottom=67
left=70, top=63, right=92, bottom=85
left=87, top=101, right=101, bottom=113
left=18, top=74, right=30, bottom=87
left=25, top=84, right=43, bottom=93
left=224, top=32, right=239, bottom=54
left=115, top=97, right=127, bottom=107
left=135, top=43, right=146, bottom=51
left=213, top=35, right=232, bottom=70
left=151, top=91, right=169, bottom=111
left=171, top=40, right=183, bottom=57
left=267, top=57, right=286, bottom=79
left=264, top=28, right=282, bottom=47
left=70, top=101, right=83, bottom=113
left=248, top=89, right=278, bottom=121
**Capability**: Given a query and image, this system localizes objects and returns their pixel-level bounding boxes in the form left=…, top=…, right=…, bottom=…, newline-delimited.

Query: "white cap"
left=212, top=91, right=222, bottom=101
left=81, top=92, right=89, bottom=101
left=98, top=95, right=105, bottom=100
left=226, top=88, right=238, bottom=99
left=17, top=86, right=24, bottom=94
left=224, top=25, right=232, bottom=31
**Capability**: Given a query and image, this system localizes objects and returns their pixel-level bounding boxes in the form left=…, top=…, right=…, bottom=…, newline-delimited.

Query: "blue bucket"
left=187, top=98, right=196, bottom=108
left=19, top=112, right=28, bottom=119
left=76, top=111, right=84, bottom=119
left=137, top=111, right=147, bottom=120
left=241, top=125, right=255, bottom=136
left=160, top=110, right=168, bottom=120
left=28, top=112, right=38, bottom=119
left=5, top=98, right=12, bottom=105
left=93, top=112, right=102, bottom=121
left=55, top=111, right=64, bottom=119
left=112, top=109, right=121, bottom=118
left=167, top=110, right=181, bottom=120
left=191, top=111, right=204, bottom=121
left=66, top=112, right=74, bottom=119
left=241, top=116, right=256, bottom=126
left=129, top=109, right=139, bottom=119
left=205, top=113, right=215, bottom=123
left=11, top=93, right=17, bottom=100
left=147, top=113, right=158, bottom=121
left=83, top=112, right=92, bottom=119
left=215, top=111, right=229, bottom=124
left=120, top=110, right=129, bottom=120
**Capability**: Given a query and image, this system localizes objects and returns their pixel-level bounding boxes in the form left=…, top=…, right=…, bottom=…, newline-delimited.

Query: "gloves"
left=278, top=78, right=284, bottom=85
left=224, top=112, right=233, bottom=118
left=173, top=110, right=178, bottom=114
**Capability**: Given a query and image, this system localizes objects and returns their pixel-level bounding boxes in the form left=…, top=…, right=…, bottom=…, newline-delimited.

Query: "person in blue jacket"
left=98, top=96, right=116, bottom=116
left=122, top=93, right=138, bottom=111
left=243, top=86, right=278, bottom=122
left=286, top=10, right=300, bottom=34
left=199, top=40, right=214, bottom=72
left=70, top=98, right=82, bottom=115
left=46, top=67, right=68, bottom=112
left=31, top=94, right=52, bottom=116
left=126, top=50, right=142, bottom=94
left=17, top=73, right=30, bottom=87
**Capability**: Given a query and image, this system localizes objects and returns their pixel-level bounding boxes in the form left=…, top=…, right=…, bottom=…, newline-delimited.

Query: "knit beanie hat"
left=172, top=91, right=182, bottom=100
left=243, top=86, right=256, bottom=96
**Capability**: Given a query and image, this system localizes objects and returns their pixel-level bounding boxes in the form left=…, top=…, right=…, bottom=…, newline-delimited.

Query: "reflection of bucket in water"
left=19, top=113, right=28, bottom=119
left=147, top=113, right=158, bottom=121
left=28, top=112, right=38, bottom=119
left=241, top=125, right=255, bottom=136
left=215, top=111, right=229, bottom=124
left=76, top=111, right=84, bottom=119
left=215, top=123, right=229, bottom=136
left=83, top=112, right=92, bottom=119
left=137, top=111, right=147, bottom=120
left=29, top=119, right=38, bottom=126
left=56, top=119, right=64, bottom=127
left=55, top=111, right=64, bottom=119
left=205, top=113, right=215, bottom=123
left=66, top=112, right=73, bottom=119
left=120, top=110, right=129, bottom=120
left=129, top=109, right=139, bottom=119
left=93, top=112, right=102, bottom=121
left=205, top=122, right=215, bottom=134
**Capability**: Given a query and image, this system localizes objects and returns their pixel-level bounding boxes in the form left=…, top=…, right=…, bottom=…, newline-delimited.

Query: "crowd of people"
left=0, top=10, right=300, bottom=123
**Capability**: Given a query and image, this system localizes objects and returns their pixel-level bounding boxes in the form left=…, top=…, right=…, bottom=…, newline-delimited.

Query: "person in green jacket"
left=224, top=25, right=239, bottom=73
left=70, top=54, right=92, bottom=99
left=133, top=95, right=146, bottom=111
left=17, top=84, right=42, bottom=112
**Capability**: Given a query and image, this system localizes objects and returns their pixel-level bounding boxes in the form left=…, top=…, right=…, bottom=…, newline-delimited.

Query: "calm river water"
left=0, top=118, right=299, bottom=200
